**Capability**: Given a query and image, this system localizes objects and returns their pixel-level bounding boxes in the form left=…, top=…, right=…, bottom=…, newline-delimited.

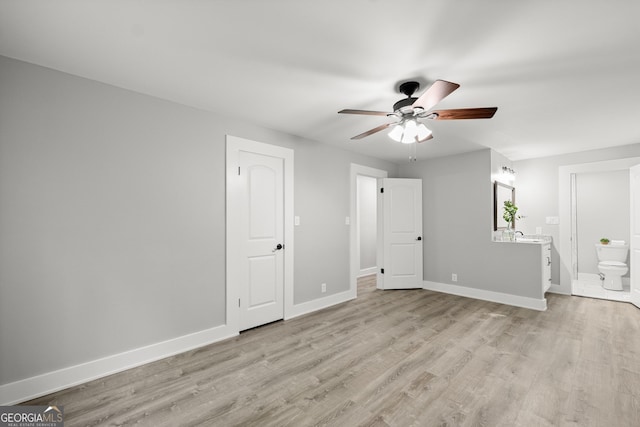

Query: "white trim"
left=631, top=164, right=640, bottom=308
left=349, top=164, right=388, bottom=300
left=559, top=157, right=640, bottom=296
left=226, top=135, right=294, bottom=331
left=286, top=290, right=355, bottom=320
left=570, top=173, right=578, bottom=280
left=358, top=267, right=377, bottom=277
left=422, top=281, right=547, bottom=311
left=0, top=324, right=236, bottom=405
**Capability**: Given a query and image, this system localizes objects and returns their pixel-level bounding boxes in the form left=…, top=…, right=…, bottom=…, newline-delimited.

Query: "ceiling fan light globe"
left=400, top=119, right=418, bottom=143
left=404, top=119, right=417, bottom=132
left=388, top=124, right=404, bottom=142
left=400, top=134, right=415, bottom=144
left=416, top=123, right=432, bottom=140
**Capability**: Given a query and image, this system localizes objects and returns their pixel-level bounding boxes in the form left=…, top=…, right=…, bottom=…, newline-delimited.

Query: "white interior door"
left=630, top=164, right=640, bottom=308
left=377, top=178, right=423, bottom=289
left=238, top=151, right=285, bottom=330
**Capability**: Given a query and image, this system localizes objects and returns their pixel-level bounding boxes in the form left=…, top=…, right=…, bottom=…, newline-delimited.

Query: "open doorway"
left=357, top=175, right=378, bottom=278
left=572, top=169, right=630, bottom=302
left=349, top=164, right=388, bottom=299
left=559, top=156, right=640, bottom=302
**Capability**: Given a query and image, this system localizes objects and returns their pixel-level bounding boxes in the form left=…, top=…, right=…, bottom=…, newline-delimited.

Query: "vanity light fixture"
left=501, top=166, right=516, bottom=181
left=388, top=118, right=432, bottom=144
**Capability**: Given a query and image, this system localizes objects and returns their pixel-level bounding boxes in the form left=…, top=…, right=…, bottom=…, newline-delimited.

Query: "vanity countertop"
left=494, top=234, right=552, bottom=244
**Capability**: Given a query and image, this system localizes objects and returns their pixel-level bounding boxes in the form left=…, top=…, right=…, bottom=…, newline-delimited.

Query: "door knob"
left=272, top=243, right=284, bottom=252
left=416, top=236, right=422, bottom=241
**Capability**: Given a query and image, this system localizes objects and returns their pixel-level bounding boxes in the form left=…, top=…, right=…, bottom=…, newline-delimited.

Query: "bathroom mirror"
left=494, top=181, right=515, bottom=230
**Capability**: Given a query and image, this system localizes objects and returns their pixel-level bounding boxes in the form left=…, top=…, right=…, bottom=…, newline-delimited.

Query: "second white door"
left=377, top=178, right=423, bottom=289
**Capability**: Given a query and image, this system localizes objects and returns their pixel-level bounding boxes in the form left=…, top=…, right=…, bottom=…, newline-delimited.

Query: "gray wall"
left=0, top=56, right=397, bottom=385
left=576, top=170, right=629, bottom=275
left=399, top=149, right=542, bottom=299
left=513, top=143, right=640, bottom=285
left=291, top=141, right=396, bottom=303
left=357, top=175, right=377, bottom=272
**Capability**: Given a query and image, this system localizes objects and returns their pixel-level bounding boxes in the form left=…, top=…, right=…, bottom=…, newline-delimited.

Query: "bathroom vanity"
left=492, top=235, right=553, bottom=309
left=509, top=237, right=552, bottom=294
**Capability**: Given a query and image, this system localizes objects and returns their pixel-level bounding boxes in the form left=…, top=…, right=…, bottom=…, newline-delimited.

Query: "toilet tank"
left=595, top=244, right=629, bottom=262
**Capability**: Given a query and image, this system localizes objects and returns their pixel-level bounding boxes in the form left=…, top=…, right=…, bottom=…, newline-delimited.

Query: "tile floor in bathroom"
left=572, top=276, right=631, bottom=302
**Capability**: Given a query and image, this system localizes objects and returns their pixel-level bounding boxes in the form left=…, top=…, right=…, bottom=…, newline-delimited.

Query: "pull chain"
left=409, top=142, right=418, bottom=162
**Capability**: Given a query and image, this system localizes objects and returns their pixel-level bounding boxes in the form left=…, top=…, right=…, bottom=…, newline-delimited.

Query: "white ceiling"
left=1, top=0, right=640, bottom=163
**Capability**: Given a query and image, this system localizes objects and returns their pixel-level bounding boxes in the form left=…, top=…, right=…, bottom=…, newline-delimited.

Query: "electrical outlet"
left=452, top=273, right=458, bottom=282
left=536, top=226, right=542, bottom=234
left=345, top=216, right=350, bottom=225
left=321, top=283, right=327, bottom=293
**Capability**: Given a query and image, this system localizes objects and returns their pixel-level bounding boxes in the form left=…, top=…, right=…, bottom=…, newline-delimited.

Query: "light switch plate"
left=294, top=216, right=300, bottom=226
left=545, top=216, right=559, bottom=225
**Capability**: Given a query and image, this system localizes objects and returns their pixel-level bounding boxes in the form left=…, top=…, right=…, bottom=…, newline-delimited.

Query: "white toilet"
left=596, top=243, right=629, bottom=291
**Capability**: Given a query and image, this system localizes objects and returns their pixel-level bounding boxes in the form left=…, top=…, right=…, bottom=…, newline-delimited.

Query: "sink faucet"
left=515, top=231, right=524, bottom=237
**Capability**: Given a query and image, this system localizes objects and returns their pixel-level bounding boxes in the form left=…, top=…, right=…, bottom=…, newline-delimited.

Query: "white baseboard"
left=1, top=281, right=546, bottom=405
left=423, top=281, right=547, bottom=311
left=286, top=289, right=355, bottom=320
left=0, top=324, right=237, bottom=405
left=358, top=267, right=377, bottom=277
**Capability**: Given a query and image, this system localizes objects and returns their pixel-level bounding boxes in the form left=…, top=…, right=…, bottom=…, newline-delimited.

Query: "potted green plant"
left=502, top=200, right=521, bottom=241
left=600, top=238, right=610, bottom=245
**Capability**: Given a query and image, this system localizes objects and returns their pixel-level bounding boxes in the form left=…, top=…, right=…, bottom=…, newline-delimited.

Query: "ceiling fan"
left=338, top=80, right=497, bottom=144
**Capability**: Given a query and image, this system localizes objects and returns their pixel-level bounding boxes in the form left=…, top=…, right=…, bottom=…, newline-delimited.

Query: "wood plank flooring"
left=25, top=275, right=640, bottom=426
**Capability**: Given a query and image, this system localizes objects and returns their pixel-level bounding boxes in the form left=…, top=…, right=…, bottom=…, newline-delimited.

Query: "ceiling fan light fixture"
left=388, top=119, right=429, bottom=144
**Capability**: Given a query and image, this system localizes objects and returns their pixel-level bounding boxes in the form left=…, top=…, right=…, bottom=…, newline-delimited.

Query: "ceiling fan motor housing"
left=394, top=81, right=421, bottom=113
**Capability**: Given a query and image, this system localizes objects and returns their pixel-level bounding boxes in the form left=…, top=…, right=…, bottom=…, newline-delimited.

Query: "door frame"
left=349, top=164, right=387, bottom=298
left=559, top=156, right=640, bottom=296
left=226, top=135, right=294, bottom=332
left=630, top=164, right=640, bottom=308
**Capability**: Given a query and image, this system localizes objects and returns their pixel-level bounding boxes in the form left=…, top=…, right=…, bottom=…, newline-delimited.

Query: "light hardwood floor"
left=26, top=275, right=640, bottom=426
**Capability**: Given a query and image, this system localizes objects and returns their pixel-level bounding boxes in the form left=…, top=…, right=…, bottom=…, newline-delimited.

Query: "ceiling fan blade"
left=431, top=107, right=498, bottom=120
left=417, top=133, right=434, bottom=143
left=338, top=109, right=392, bottom=116
left=351, top=122, right=396, bottom=140
left=411, top=80, right=460, bottom=111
